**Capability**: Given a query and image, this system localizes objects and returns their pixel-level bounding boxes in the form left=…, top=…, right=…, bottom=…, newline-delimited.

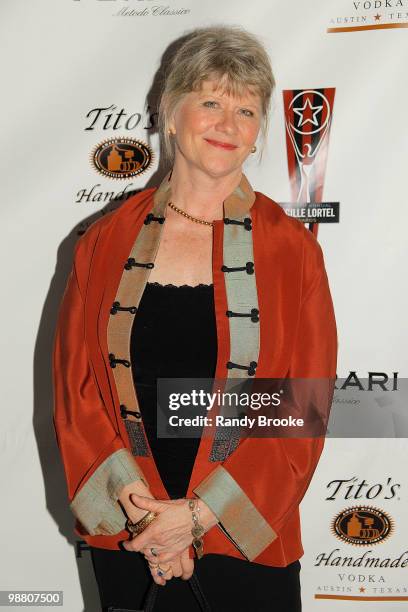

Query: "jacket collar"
left=104, top=166, right=259, bottom=503
left=151, top=168, right=256, bottom=220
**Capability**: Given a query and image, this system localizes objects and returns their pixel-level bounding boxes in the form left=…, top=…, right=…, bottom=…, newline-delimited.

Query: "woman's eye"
left=202, top=101, right=254, bottom=117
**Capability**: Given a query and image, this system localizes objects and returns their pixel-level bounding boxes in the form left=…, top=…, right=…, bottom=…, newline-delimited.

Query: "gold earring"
left=168, top=129, right=175, bottom=135
left=251, top=145, right=257, bottom=153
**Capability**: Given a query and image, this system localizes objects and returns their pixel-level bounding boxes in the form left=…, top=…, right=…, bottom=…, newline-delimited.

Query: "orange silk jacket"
left=52, top=170, right=337, bottom=567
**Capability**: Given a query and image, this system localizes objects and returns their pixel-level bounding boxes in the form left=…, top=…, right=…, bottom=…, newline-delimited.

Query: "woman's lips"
left=204, top=138, right=238, bottom=150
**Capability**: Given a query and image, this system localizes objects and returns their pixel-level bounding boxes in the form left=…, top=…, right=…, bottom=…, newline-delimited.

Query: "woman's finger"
left=149, top=567, right=167, bottom=586
left=180, top=548, right=194, bottom=580
left=156, top=548, right=184, bottom=565
left=129, top=493, right=167, bottom=514
left=169, top=557, right=183, bottom=578
left=148, top=561, right=172, bottom=586
left=142, top=545, right=164, bottom=564
left=153, top=532, right=193, bottom=564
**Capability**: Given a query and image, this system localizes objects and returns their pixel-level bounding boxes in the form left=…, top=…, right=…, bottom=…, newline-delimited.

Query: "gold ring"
left=157, top=564, right=172, bottom=577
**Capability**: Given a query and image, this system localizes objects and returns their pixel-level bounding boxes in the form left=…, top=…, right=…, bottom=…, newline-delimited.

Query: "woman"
left=53, top=25, right=337, bottom=612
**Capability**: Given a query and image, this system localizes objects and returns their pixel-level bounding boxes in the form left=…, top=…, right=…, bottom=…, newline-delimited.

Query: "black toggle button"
left=226, top=308, right=259, bottom=322
left=144, top=213, right=165, bottom=225
left=221, top=261, right=254, bottom=275
left=124, top=258, right=155, bottom=270
left=109, top=353, right=131, bottom=368
left=120, top=404, right=141, bottom=419
left=224, top=217, right=252, bottom=231
left=111, top=302, right=137, bottom=315
left=226, top=360, right=257, bottom=376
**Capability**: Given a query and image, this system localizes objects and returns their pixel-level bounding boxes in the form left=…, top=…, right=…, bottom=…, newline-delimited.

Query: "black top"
left=130, top=281, right=217, bottom=499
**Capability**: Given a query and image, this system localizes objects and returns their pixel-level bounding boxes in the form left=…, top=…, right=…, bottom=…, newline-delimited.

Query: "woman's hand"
left=122, top=494, right=219, bottom=564
left=118, top=484, right=196, bottom=585
left=147, top=548, right=194, bottom=586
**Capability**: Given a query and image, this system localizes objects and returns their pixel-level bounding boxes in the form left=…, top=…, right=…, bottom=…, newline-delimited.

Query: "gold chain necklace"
left=167, top=201, right=214, bottom=226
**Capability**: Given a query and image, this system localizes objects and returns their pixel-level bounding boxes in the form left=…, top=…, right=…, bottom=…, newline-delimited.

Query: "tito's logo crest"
left=91, top=137, right=153, bottom=180
left=331, top=506, right=393, bottom=546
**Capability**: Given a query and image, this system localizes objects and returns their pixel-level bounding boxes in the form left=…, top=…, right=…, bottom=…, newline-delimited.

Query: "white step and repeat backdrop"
left=1, top=1, right=407, bottom=610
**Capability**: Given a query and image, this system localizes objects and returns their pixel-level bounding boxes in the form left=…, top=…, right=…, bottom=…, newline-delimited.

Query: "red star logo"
left=359, top=587, right=366, bottom=593
left=374, top=13, right=381, bottom=20
left=292, top=97, right=323, bottom=128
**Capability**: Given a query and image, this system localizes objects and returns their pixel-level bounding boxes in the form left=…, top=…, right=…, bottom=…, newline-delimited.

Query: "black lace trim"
left=146, top=281, right=213, bottom=289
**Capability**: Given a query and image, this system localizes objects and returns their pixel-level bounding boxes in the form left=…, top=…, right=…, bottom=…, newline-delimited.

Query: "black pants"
left=90, top=546, right=301, bottom=612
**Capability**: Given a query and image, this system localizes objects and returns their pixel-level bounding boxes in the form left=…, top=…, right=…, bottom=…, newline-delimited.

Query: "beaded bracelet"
left=188, top=498, right=205, bottom=559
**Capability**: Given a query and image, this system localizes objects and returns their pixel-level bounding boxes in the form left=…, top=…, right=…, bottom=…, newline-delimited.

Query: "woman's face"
left=169, top=77, right=263, bottom=178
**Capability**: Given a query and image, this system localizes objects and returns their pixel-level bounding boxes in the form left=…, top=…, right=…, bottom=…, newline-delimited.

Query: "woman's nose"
left=215, top=110, right=238, bottom=133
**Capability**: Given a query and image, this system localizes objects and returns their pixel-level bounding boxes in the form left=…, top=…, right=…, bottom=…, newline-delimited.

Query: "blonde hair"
left=158, top=25, right=276, bottom=164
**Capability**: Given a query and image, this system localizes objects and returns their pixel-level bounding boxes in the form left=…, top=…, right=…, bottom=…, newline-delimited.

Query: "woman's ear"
left=161, top=92, right=174, bottom=133
left=168, top=95, right=186, bottom=135
left=168, top=113, right=176, bottom=135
